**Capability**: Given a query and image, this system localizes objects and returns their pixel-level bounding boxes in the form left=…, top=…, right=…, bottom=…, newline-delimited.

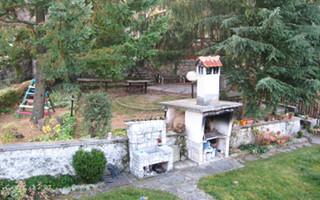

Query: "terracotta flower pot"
left=240, top=119, right=247, bottom=126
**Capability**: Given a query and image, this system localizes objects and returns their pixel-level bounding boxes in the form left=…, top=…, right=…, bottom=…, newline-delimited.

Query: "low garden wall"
left=230, top=117, right=301, bottom=148
left=0, top=118, right=302, bottom=180
left=0, top=138, right=128, bottom=180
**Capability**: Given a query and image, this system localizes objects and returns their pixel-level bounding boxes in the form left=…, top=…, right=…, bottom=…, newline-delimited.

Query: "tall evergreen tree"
left=214, top=0, right=320, bottom=116
left=0, top=0, right=93, bottom=122
left=165, top=0, right=320, bottom=117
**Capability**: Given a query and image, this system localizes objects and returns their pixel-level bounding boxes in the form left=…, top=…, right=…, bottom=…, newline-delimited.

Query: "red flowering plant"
left=254, top=129, right=291, bottom=146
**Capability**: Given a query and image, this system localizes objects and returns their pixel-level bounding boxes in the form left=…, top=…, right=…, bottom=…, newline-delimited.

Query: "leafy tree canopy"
left=165, top=0, right=320, bottom=117
left=215, top=0, right=320, bottom=117
left=79, top=0, right=168, bottom=79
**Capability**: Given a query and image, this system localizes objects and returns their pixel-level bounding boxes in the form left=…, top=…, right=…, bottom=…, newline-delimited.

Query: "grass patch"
left=112, top=94, right=184, bottom=116
left=82, top=187, right=179, bottom=200
left=198, top=146, right=320, bottom=200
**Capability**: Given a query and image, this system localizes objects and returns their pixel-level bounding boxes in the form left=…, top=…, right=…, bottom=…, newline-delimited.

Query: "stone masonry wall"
left=230, top=117, right=301, bottom=148
left=0, top=138, right=128, bottom=180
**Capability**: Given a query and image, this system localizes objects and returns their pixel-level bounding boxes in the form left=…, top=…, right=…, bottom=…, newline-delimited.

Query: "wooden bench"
left=77, top=78, right=128, bottom=89
left=157, top=75, right=186, bottom=84
left=126, top=80, right=152, bottom=94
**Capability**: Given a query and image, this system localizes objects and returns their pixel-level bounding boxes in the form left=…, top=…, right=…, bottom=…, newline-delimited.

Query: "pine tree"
left=0, top=0, right=93, bottom=122
left=214, top=0, right=320, bottom=117
left=165, top=0, right=320, bottom=117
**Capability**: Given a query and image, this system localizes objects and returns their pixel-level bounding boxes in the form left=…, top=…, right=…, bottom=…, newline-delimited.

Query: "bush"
left=297, top=131, right=304, bottom=138
left=239, top=144, right=269, bottom=154
left=0, top=123, right=18, bottom=144
left=72, top=149, right=107, bottom=184
left=0, top=81, right=29, bottom=113
left=1, top=181, right=53, bottom=200
left=83, top=92, right=112, bottom=137
left=50, top=83, right=81, bottom=108
left=25, top=175, right=76, bottom=190
left=0, top=175, right=76, bottom=191
left=0, top=88, right=20, bottom=112
left=112, top=128, right=127, bottom=137
left=56, top=114, right=76, bottom=141
left=38, top=114, right=76, bottom=142
left=0, top=179, right=16, bottom=190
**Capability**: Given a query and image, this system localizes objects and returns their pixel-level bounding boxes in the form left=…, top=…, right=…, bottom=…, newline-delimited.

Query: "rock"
left=13, top=132, right=24, bottom=139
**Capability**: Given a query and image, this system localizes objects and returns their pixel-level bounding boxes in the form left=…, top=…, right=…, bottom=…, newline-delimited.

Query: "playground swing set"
left=16, top=79, right=55, bottom=116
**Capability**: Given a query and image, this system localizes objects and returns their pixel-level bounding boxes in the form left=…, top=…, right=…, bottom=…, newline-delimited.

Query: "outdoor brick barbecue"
left=126, top=119, right=173, bottom=179
left=161, top=56, right=242, bottom=164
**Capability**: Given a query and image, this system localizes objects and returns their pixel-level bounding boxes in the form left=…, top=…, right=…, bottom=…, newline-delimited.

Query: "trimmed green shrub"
left=83, top=92, right=112, bottom=137
left=72, top=149, right=107, bottom=184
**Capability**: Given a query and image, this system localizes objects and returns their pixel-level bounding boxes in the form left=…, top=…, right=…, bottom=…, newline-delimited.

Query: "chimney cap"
left=197, top=56, right=223, bottom=68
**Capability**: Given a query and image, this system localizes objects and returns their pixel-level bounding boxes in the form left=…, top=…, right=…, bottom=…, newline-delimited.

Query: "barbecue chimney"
left=195, top=56, right=222, bottom=106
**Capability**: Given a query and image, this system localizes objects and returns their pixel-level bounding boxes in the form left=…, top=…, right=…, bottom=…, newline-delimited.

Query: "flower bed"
left=230, top=117, right=300, bottom=148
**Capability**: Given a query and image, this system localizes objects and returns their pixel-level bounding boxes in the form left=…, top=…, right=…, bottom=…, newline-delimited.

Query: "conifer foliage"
left=215, top=0, right=320, bottom=116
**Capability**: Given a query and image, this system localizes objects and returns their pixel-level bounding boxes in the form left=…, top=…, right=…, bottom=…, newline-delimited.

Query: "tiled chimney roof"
left=197, top=56, right=223, bottom=68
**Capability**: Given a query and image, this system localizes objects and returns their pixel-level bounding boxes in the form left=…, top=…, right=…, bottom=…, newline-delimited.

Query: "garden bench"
left=157, top=75, right=186, bottom=84
left=126, top=79, right=152, bottom=94
left=77, top=78, right=128, bottom=89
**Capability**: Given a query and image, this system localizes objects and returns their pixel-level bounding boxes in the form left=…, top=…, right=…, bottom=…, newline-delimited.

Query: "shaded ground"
left=109, top=89, right=187, bottom=129
left=199, top=146, right=320, bottom=200
left=0, top=108, right=68, bottom=144
left=0, top=87, right=188, bottom=144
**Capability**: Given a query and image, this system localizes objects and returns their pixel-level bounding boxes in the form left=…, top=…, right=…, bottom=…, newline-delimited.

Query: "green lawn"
left=83, top=187, right=179, bottom=200
left=199, top=146, right=320, bottom=200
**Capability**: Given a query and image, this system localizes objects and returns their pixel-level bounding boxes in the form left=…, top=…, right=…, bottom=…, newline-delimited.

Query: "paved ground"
left=310, top=135, right=320, bottom=145
left=304, top=133, right=320, bottom=145
left=59, top=158, right=243, bottom=200
left=135, top=158, right=243, bottom=200
left=58, top=138, right=315, bottom=200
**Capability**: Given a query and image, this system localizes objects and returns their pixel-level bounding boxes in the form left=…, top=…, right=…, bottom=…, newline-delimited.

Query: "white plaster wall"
left=197, top=74, right=220, bottom=101
left=166, top=107, right=176, bottom=128
left=0, top=139, right=128, bottom=180
left=230, top=118, right=301, bottom=148
left=185, top=111, right=204, bottom=143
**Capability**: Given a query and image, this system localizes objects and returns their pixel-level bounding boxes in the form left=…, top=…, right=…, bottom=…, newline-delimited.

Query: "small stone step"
left=174, top=160, right=198, bottom=170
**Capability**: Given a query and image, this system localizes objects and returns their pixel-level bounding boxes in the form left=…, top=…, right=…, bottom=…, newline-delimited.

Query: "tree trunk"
left=31, top=6, right=46, bottom=123
left=32, top=64, right=46, bottom=122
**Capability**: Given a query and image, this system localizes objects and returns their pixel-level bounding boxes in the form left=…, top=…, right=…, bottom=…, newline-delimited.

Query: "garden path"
left=134, top=158, right=243, bottom=200
left=59, top=158, right=243, bottom=200
left=58, top=138, right=314, bottom=200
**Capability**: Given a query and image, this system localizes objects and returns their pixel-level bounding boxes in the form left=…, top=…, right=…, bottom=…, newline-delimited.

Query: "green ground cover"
left=83, top=187, right=179, bottom=200
left=112, top=93, right=185, bottom=116
left=199, top=146, right=320, bottom=200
